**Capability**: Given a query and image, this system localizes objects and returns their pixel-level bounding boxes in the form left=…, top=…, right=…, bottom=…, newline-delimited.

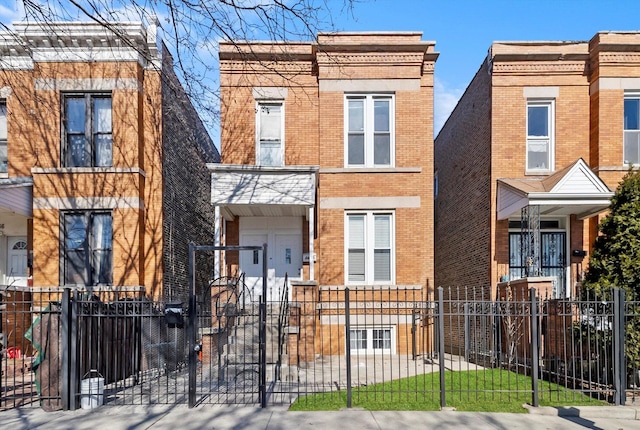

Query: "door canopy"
left=497, top=159, right=613, bottom=220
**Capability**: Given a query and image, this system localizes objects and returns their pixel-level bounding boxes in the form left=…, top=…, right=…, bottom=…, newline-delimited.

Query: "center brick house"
left=212, top=33, right=438, bottom=358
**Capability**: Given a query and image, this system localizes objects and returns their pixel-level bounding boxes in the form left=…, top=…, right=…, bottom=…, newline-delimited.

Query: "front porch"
left=497, top=159, right=613, bottom=298
left=208, top=164, right=318, bottom=301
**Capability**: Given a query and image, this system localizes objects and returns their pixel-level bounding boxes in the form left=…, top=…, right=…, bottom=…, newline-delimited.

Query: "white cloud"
left=0, top=1, right=24, bottom=26
left=434, top=77, right=464, bottom=137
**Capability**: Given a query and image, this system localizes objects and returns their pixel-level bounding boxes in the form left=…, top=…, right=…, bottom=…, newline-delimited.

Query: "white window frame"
left=344, top=211, right=395, bottom=285
left=255, top=100, right=284, bottom=166
left=624, top=92, right=640, bottom=166
left=344, top=94, right=395, bottom=168
left=526, top=99, right=555, bottom=173
left=348, top=326, right=395, bottom=355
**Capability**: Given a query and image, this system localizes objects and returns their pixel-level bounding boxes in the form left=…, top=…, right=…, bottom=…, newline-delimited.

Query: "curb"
left=524, top=404, right=640, bottom=420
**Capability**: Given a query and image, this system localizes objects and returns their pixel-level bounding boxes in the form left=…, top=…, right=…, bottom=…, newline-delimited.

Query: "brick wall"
left=434, top=60, right=492, bottom=288
left=161, top=46, right=220, bottom=302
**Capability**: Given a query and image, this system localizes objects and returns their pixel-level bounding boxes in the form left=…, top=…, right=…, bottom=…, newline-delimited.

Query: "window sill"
left=32, top=166, right=146, bottom=177
left=321, top=167, right=422, bottom=174
left=0, top=173, right=8, bottom=179
left=525, top=170, right=553, bottom=176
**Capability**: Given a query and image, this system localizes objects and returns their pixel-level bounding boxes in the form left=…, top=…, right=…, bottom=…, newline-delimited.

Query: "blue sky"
left=1, top=0, right=640, bottom=138
left=328, top=0, right=640, bottom=133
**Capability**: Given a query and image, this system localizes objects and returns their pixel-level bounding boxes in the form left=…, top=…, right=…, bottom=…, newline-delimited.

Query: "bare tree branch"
left=11, top=0, right=357, bottom=137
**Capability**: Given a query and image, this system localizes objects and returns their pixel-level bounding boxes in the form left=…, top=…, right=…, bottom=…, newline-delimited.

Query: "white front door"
left=239, top=233, right=267, bottom=303
left=274, top=233, right=302, bottom=277
left=7, top=236, right=27, bottom=287
left=238, top=217, right=303, bottom=303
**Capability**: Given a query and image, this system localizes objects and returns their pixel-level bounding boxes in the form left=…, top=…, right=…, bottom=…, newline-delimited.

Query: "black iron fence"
left=2, top=284, right=640, bottom=411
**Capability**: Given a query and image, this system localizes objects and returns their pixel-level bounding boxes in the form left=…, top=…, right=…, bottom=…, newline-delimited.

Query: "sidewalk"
left=2, top=405, right=640, bottom=430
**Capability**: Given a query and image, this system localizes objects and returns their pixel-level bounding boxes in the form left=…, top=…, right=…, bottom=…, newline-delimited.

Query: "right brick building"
left=435, top=32, right=640, bottom=300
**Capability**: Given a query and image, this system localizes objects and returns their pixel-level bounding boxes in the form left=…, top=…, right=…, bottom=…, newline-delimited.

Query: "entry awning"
left=0, top=177, right=33, bottom=217
left=208, top=164, right=318, bottom=220
left=497, top=159, right=613, bottom=220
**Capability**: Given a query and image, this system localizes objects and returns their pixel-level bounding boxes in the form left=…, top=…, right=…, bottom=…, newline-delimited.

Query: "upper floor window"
left=526, top=100, right=554, bottom=172
left=346, top=211, right=394, bottom=284
left=346, top=94, right=394, bottom=167
left=257, top=101, right=283, bottom=166
left=0, top=100, right=7, bottom=173
left=63, top=94, right=112, bottom=167
left=624, top=95, right=640, bottom=165
left=63, top=211, right=112, bottom=286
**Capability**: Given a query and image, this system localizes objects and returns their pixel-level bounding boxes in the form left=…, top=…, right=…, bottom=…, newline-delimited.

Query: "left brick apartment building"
left=0, top=21, right=219, bottom=306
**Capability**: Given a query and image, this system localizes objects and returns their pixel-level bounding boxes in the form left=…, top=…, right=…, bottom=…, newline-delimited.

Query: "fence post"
left=188, top=242, right=197, bottom=408
left=259, top=243, right=268, bottom=408
left=437, top=287, right=446, bottom=408
left=61, top=287, right=71, bottom=410
left=613, top=287, right=626, bottom=406
left=529, top=288, right=539, bottom=407
left=345, top=287, right=352, bottom=408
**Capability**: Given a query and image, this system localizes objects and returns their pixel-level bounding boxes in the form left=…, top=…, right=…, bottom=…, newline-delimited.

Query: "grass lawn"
left=289, top=369, right=608, bottom=413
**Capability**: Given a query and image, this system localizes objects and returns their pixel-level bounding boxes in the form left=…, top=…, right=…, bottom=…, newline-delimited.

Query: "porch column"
left=308, top=206, right=314, bottom=281
left=214, top=206, right=221, bottom=278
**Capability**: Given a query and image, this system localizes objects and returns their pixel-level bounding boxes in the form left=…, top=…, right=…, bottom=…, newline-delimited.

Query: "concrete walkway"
left=2, top=405, right=640, bottom=430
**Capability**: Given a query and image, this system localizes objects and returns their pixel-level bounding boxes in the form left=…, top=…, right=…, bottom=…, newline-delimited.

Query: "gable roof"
left=497, top=159, right=614, bottom=220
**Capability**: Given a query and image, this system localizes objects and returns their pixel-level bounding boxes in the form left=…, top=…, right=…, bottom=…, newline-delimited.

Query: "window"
left=624, top=96, right=640, bottom=165
left=345, top=95, right=394, bottom=167
left=63, top=212, right=112, bottom=286
left=63, top=94, right=112, bottom=167
left=346, top=212, right=394, bottom=284
left=257, top=102, right=283, bottom=166
left=349, top=327, right=393, bottom=354
left=0, top=100, right=7, bottom=173
left=526, top=100, right=554, bottom=172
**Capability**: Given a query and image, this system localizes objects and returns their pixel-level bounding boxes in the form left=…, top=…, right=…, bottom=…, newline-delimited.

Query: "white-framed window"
left=349, top=327, right=394, bottom=354
left=345, top=94, right=394, bottom=167
left=0, top=100, right=6, bottom=173
left=345, top=211, right=394, bottom=285
left=256, top=101, right=284, bottom=166
left=63, top=93, right=112, bottom=167
left=624, top=94, right=640, bottom=165
left=526, top=100, right=554, bottom=172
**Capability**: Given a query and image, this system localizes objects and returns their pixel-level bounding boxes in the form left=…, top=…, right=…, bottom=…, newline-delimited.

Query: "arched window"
left=13, top=240, right=27, bottom=250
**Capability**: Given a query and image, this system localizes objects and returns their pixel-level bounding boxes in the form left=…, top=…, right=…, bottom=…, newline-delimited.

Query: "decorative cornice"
left=492, top=62, right=586, bottom=74
left=316, top=52, right=426, bottom=65
left=596, top=53, right=640, bottom=64
left=0, top=21, right=162, bottom=70
left=220, top=60, right=314, bottom=74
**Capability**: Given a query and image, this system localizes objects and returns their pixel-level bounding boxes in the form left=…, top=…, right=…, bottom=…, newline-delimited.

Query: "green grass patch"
left=289, top=369, right=607, bottom=412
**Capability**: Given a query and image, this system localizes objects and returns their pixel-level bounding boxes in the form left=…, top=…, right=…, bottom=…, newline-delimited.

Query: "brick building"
left=0, top=21, right=218, bottom=304
left=435, top=32, right=640, bottom=302
left=212, top=32, right=438, bottom=357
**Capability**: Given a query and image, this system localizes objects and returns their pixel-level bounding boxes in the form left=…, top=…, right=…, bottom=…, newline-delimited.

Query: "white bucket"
left=80, top=371, right=104, bottom=409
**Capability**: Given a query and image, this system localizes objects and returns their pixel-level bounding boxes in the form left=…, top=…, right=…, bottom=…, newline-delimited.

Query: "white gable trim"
left=550, top=159, right=612, bottom=194
left=497, top=159, right=613, bottom=220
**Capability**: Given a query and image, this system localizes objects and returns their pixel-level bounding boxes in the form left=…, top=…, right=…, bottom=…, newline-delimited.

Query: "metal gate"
left=187, top=243, right=271, bottom=407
